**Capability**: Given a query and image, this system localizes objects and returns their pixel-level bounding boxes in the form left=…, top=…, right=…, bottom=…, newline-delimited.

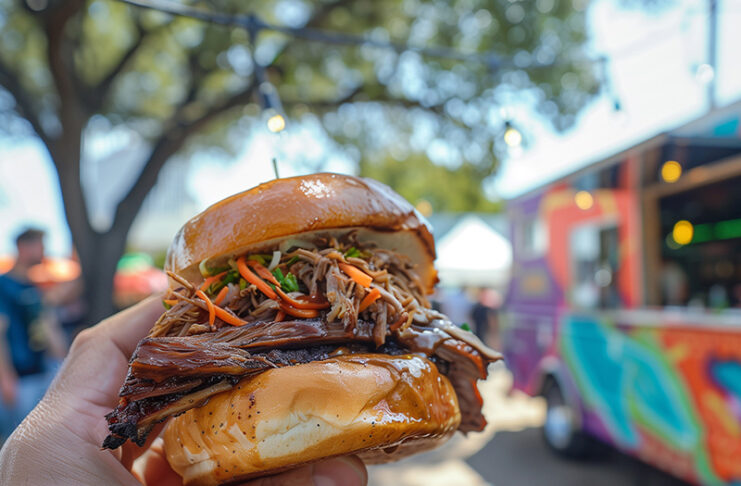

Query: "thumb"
left=241, top=456, right=367, bottom=486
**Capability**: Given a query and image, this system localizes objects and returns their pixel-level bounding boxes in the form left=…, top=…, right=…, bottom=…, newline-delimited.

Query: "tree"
left=361, top=154, right=502, bottom=213
left=0, top=0, right=598, bottom=323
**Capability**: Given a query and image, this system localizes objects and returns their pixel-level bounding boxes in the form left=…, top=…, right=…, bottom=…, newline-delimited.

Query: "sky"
left=1, top=0, right=740, bottom=257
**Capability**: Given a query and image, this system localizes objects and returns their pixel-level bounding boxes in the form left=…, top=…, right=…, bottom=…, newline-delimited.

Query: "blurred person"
left=429, top=288, right=444, bottom=313
left=45, top=275, right=86, bottom=345
left=470, top=288, right=501, bottom=349
left=734, top=283, right=741, bottom=308
left=0, top=297, right=368, bottom=486
left=708, top=284, right=729, bottom=310
left=660, top=260, right=689, bottom=307
left=440, top=287, right=472, bottom=327
left=0, top=228, right=66, bottom=442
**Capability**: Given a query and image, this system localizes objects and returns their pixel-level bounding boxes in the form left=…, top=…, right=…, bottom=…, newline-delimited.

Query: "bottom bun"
left=163, top=354, right=461, bottom=486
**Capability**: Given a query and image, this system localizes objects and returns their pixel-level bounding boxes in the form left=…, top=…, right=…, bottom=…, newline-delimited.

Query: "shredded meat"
left=149, top=239, right=430, bottom=339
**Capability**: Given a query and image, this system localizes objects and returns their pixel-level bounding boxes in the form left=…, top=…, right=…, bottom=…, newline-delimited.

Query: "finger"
left=133, top=436, right=183, bottom=486
left=94, top=294, right=166, bottom=358
left=240, top=456, right=367, bottom=486
left=50, top=296, right=165, bottom=427
left=118, top=422, right=167, bottom=470
left=311, top=456, right=367, bottom=486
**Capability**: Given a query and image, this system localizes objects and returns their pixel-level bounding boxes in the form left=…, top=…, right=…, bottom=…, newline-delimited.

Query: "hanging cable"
left=118, top=0, right=709, bottom=154
left=117, top=0, right=601, bottom=71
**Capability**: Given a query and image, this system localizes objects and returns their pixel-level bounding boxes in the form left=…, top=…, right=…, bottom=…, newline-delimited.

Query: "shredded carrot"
left=213, top=286, right=229, bottom=306
left=274, top=310, right=286, bottom=322
left=199, top=271, right=228, bottom=291
left=163, top=298, right=178, bottom=307
left=279, top=303, right=319, bottom=319
left=246, top=260, right=281, bottom=287
left=358, top=288, right=381, bottom=312
left=338, top=263, right=373, bottom=288
left=389, top=312, right=407, bottom=332
left=195, top=289, right=216, bottom=327
left=274, top=287, right=330, bottom=310
left=171, top=287, right=247, bottom=326
left=237, top=257, right=278, bottom=300
left=213, top=306, right=247, bottom=327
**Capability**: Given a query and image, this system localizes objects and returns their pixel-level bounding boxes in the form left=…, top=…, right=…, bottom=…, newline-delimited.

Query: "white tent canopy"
left=435, top=215, right=512, bottom=288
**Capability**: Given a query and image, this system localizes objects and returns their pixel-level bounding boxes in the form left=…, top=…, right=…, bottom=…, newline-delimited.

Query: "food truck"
left=502, top=102, right=741, bottom=485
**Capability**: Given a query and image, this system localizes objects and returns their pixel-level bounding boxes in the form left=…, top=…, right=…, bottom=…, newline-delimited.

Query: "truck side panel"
left=559, top=313, right=741, bottom=486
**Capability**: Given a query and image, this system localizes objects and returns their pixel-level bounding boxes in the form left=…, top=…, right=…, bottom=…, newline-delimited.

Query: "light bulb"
left=504, top=126, right=522, bottom=147
left=267, top=113, right=286, bottom=133
left=574, top=190, right=593, bottom=210
left=661, top=160, right=682, bottom=183
left=672, top=220, right=693, bottom=246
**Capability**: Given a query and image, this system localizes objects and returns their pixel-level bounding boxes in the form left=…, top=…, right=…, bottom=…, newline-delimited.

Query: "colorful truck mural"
left=503, top=105, right=741, bottom=485
left=561, top=314, right=741, bottom=485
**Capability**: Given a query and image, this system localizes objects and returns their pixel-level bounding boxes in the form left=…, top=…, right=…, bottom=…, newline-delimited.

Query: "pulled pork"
left=104, top=234, right=501, bottom=449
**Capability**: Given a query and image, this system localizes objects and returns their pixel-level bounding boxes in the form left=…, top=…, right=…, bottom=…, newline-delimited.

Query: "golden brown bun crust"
left=165, top=173, right=437, bottom=293
left=163, top=354, right=460, bottom=486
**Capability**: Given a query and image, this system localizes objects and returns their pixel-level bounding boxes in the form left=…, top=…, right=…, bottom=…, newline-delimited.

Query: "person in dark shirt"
left=0, top=228, right=65, bottom=441
left=469, top=287, right=500, bottom=349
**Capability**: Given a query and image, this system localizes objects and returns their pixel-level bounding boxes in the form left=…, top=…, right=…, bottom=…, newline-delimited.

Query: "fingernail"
left=313, top=456, right=367, bottom=486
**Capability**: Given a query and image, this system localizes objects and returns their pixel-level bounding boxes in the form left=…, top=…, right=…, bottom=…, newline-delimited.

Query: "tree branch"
left=44, top=1, right=86, bottom=118
left=90, top=25, right=145, bottom=110
left=111, top=80, right=258, bottom=234
left=91, top=19, right=174, bottom=110
left=283, top=84, right=363, bottom=110
left=54, top=151, right=95, bottom=248
left=283, top=87, right=445, bottom=116
left=0, top=58, right=52, bottom=150
left=267, top=0, right=354, bottom=67
left=41, top=1, right=93, bottom=246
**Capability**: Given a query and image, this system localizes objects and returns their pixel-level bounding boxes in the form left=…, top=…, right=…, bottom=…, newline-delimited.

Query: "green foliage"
left=0, top=0, right=600, bottom=202
left=361, top=152, right=502, bottom=213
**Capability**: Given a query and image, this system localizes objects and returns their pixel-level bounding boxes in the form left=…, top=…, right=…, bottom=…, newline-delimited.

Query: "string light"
left=574, top=190, right=594, bottom=210
left=117, top=0, right=622, bottom=72
left=415, top=199, right=433, bottom=217
left=266, top=112, right=286, bottom=133
left=503, top=121, right=523, bottom=148
left=661, top=160, right=682, bottom=183
left=256, top=71, right=286, bottom=132
left=117, top=0, right=667, bottom=152
left=672, top=220, right=694, bottom=246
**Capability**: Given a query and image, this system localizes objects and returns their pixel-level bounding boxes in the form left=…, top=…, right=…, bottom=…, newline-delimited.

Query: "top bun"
left=165, top=173, right=437, bottom=292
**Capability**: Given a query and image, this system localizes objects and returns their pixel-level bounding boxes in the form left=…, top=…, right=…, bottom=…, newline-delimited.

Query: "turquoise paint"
left=712, top=361, right=741, bottom=401
left=561, top=315, right=636, bottom=446
left=561, top=315, right=699, bottom=451
left=623, top=341, right=698, bottom=449
left=713, top=118, right=740, bottom=137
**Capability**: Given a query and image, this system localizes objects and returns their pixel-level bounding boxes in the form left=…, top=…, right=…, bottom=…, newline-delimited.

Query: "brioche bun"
left=165, top=173, right=437, bottom=293
left=163, top=354, right=460, bottom=486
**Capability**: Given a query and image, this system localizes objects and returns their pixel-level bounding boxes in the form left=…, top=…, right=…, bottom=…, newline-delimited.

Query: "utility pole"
left=707, top=0, right=718, bottom=110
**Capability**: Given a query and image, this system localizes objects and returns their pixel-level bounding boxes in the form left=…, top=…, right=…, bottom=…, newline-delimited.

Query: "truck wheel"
left=542, top=380, right=591, bottom=458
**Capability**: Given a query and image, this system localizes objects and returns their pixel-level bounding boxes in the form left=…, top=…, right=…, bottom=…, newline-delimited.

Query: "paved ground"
left=468, top=428, right=691, bottom=486
left=369, top=364, right=691, bottom=486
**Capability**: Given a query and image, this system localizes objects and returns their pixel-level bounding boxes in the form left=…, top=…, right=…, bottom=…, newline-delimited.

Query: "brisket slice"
left=103, top=319, right=491, bottom=449
left=103, top=345, right=338, bottom=449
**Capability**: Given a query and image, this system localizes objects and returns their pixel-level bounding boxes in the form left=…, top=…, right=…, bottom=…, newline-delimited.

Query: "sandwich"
left=103, top=173, right=501, bottom=486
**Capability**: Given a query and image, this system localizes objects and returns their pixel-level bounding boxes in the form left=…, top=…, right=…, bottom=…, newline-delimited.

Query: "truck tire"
left=542, top=379, right=592, bottom=458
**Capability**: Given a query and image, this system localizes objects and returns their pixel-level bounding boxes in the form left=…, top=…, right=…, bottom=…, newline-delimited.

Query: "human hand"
left=0, top=296, right=368, bottom=486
